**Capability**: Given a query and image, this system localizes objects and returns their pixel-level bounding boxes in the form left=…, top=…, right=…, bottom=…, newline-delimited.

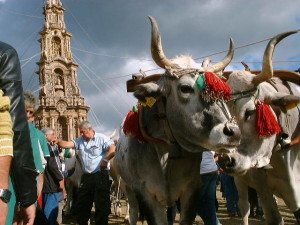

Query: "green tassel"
left=196, top=73, right=206, bottom=91
left=132, top=105, right=138, bottom=112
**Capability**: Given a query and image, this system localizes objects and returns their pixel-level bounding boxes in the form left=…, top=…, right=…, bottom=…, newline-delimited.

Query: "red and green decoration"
left=123, top=106, right=145, bottom=143
left=255, top=100, right=281, bottom=137
left=196, top=72, right=231, bottom=101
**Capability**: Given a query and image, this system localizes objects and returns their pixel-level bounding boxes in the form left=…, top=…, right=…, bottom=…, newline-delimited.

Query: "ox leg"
left=179, top=187, right=198, bottom=225
left=125, top=186, right=139, bottom=225
left=138, top=192, right=168, bottom=225
left=63, top=180, right=73, bottom=216
left=234, top=177, right=250, bottom=225
left=124, top=199, right=130, bottom=222
left=258, top=193, right=283, bottom=225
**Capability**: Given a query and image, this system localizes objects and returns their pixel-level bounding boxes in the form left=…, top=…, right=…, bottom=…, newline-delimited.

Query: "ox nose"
left=218, top=154, right=236, bottom=171
left=223, top=122, right=241, bottom=138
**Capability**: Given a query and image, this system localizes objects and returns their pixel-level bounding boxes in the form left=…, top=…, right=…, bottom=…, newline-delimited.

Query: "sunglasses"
left=26, top=110, right=34, bottom=115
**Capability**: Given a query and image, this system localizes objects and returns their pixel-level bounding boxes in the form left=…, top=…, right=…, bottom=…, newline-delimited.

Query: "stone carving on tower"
left=35, top=0, right=89, bottom=140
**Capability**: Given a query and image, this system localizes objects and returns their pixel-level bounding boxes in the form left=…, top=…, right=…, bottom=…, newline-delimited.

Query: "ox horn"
left=205, top=38, right=235, bottom=73
left=148, top=16, right=180, bottom=69
left=108, top=129, right=117, bottom=140
left=252, top=30, right=299, bottom=86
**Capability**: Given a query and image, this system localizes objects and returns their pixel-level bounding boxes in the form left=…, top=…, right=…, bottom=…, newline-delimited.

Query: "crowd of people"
left=0, top=40, right=266, bottom=225
left=0, top=41, right=116, bottom=225
left=166, top=151, right=264, bottom=225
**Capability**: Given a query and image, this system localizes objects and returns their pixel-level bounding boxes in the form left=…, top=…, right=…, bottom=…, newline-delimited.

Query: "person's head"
left=42, top=127, right=56, bottom=142
left=79, top=121, right=94, bottom=141
left=23, top=90, right=39, bottom=122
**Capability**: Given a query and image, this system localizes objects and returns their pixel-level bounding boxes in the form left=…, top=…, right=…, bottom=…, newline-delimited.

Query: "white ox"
left=219, top=30, right=300, bottom=225
left=62, top=155, right=82, bottom=216
left=115, top=16, right=241, bottom=225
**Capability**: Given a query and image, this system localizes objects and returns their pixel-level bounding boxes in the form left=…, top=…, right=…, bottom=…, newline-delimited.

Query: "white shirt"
left=72, top=133, right=113, bottom=173
left=200, top=151, right=218, bottom=175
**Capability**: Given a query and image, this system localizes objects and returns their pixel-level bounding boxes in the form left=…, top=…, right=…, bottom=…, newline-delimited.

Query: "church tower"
left=35, top=0, right=89, bottom=140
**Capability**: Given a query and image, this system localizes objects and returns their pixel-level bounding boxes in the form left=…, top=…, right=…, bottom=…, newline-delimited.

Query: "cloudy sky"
left=0, top=0, right=300, bottom=137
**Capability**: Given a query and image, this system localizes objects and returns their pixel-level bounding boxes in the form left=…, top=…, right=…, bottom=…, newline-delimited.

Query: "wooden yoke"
left=127, top=74, right=161, bottom=92
left=127, top=70, right=300, bottom=93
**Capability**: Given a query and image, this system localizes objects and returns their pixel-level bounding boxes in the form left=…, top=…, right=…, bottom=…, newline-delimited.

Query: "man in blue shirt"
left=56, top=121, right=116, bottom=225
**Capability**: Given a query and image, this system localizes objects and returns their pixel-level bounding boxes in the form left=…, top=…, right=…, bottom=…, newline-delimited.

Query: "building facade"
left=35, top=0, right=89, bottom=140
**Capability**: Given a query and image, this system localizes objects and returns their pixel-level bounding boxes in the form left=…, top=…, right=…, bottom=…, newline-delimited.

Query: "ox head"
left=132, top=16, right=241, bottom=153
left=219, top=30, right=300, bottom=175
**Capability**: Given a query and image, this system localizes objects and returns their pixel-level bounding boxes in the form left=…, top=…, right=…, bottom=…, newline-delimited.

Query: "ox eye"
left=180, top=85, right=194, bottom=94
left=245, top=109, right=256, bottom=121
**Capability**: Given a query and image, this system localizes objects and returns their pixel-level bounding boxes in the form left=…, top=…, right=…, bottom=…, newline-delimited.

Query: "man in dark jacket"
left=0, top=41, right=37, bottom=224
left=42, top=128, right=64, bottom=225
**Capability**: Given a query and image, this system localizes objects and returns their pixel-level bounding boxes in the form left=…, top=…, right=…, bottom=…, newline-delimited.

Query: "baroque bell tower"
left=35, top=0, right=89, bottom=140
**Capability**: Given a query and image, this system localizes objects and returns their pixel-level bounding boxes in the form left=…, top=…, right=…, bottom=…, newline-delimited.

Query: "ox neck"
left=138, top=104, right=175, bottom=145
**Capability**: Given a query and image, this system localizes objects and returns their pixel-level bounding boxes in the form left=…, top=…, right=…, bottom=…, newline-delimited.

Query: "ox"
left=115, top=16, right=241, bottom=225
left=109, top=156, right=130, bottom=220
left=219, top=30, right=300, bottom=225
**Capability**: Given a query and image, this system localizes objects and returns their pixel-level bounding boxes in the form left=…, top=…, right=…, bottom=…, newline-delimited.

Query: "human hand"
left=51, top=137, right=58, bottom=146
left=13, top=203, right=36, bottom=225
left=0, top=200, right=8, bottom=225
left=63, top=189, right=67, bottom=200
left=100, top=159, right=108, bottom=170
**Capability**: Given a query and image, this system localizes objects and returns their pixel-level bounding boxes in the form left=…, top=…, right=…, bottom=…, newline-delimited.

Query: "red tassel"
left=255, top=101, right=281, bottom=137
left=123, top=110, right=145, bottom=143
left=203, top=72, right=231, bottom=101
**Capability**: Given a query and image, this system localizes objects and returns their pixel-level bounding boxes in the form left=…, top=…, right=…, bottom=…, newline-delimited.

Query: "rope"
left=64, top=2, right=99, bottom=51
left=0, top=8, right=43, bottom=19
left=194, top=38, right=272, bottom=61
left=72, top=47, right=152, bottom=61
left=73, top=53, right=134, bottom=108
left=20, top=52, right=42, bottom=68
left=89, top=108, right=102, bottom=129
left=73, top=54, right=125, bottom=118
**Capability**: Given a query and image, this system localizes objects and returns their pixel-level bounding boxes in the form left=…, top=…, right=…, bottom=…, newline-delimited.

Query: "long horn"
left=206, top=38, right=235, bottom=73
left=148, top=16, right=180, bottom=69
left=108, top=129, right=117, bottom=139
left=252, top=30, right=299, bottom=86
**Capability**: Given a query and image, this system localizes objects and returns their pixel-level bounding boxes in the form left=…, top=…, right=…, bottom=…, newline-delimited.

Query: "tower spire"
left=46, top=0, right=63, bottom=7
left=36, top=0, right=89, bottom=140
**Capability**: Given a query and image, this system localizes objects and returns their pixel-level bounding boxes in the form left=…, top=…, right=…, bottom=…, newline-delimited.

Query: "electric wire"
left=0, top=8, right=43, bottom=19
left=73, top=54, right=125, bottom=119
left=72, top=53, right=133, bottom=108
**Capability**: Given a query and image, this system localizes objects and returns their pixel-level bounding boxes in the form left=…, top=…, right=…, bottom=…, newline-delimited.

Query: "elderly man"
left=42, top=127, right=64, bottom=225
left=56, top=121, right=116, bottom=225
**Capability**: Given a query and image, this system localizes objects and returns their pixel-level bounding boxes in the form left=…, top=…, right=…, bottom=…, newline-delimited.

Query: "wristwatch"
left=0, top=189, right=11, bottom=203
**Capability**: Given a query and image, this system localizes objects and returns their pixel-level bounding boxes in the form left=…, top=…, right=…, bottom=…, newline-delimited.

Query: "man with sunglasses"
left=23, top=91, right=50, bottom=207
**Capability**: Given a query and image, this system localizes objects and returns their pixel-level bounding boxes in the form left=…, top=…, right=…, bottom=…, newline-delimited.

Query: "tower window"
left=52, top=36, right=61, bottom=56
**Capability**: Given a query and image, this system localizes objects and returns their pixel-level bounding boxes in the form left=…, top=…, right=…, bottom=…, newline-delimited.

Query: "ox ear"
left=134, top=82, right=161, bottom=101
left=265, top=94, right=300, bottom=113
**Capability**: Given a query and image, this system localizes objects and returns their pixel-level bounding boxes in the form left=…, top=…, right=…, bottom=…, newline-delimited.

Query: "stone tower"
left=35, top=0, right=89, bottom=140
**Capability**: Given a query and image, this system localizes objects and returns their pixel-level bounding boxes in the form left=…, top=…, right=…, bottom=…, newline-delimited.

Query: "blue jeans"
left=221, top=173, right=239, bottom=213
left=43, top=192, right=60, bottom=225
left=197, top=172, right=220, bottom=225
